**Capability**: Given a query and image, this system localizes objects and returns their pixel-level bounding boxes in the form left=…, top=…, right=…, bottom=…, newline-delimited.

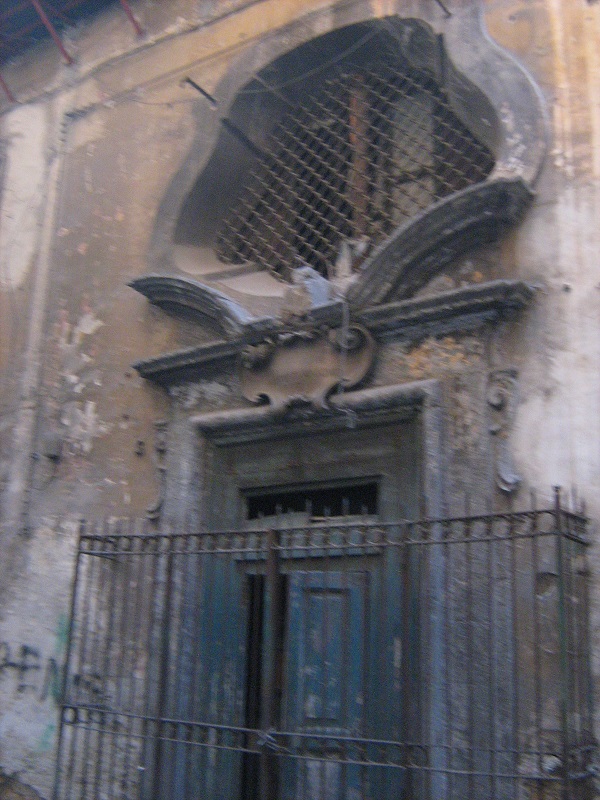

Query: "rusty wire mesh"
left=216, top=60, right=495, bottom=280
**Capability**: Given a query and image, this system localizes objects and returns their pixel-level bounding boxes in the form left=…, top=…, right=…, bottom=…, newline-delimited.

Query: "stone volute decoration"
left=131, top=6, right=545, bottom=417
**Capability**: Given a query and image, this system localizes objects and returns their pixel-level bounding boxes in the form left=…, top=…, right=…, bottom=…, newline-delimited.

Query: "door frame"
left=192, top=380, right=448, bottom=797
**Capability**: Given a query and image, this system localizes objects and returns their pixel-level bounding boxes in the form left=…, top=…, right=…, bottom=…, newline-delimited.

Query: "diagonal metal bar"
left=0, top=72, right=16, bottom=103
left=118, top=0, right=143, bottom=36
left=29, top=0, right=73, bottom=64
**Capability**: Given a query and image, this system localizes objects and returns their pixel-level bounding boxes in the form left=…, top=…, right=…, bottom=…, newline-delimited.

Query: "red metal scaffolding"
left=0, top=0, right=143, bottom=102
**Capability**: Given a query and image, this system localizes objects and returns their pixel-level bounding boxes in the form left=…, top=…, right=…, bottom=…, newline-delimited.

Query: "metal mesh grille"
left=216, top=62, right=495, bottom=280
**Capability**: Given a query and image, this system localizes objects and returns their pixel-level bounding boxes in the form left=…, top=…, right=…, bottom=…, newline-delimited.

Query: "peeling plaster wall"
left=0, top=0, right=598, bottom=796
left=486, top=0, right=600, bottom=506
left=486, top=1, right=600, bottom=729
left=0, top=106, right=48, bottom=290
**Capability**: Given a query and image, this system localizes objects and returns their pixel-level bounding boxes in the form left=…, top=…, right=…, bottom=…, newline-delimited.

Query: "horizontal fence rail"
left=54, top=504, right=594, bottom=800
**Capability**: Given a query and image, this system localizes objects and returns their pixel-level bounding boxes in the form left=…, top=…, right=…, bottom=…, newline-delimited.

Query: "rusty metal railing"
left=54, top=499, right=594, bottom=800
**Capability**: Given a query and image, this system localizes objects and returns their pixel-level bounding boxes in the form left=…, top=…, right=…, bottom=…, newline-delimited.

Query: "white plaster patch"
left=61, top=400, right=109, bottom=454
left=0, top=105, right=48, bottom=289
left=173, top=381, right=232, bottom=409
left=70, top=111, right=107, bottom=151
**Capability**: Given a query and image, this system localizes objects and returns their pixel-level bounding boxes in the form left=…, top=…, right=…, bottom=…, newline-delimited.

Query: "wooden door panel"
left=283, top=571, right=366, bottom=800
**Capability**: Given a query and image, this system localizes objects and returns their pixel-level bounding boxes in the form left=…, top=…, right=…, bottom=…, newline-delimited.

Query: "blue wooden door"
left=163, top=554, right=248, bottom=800
left=282, top=570, right=366, bottom=800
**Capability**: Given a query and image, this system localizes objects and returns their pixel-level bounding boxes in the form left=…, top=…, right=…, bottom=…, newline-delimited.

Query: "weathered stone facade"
left=0, top=1, right=599, bottom=797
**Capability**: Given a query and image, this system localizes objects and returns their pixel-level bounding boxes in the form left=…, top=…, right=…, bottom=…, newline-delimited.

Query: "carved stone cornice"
left=132, top=280, right=534, bottom=387
left=358, top=280, right=534, bottom=341
left=347, top=179, right=533, bottom=309
left=128, top=275, right=258, bottom=338
left=192, top=381, right=438, bottom=446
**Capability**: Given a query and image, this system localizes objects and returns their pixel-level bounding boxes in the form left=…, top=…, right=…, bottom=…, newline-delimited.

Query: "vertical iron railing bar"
left=486, top=512, right=497, bottom=799
left=442, top=517, right=453, bottom=800
left=53, top=518, right=85, bottom=800
left=120, top=520, right=138, bottom=792
left=119, top=518, right=144, bottom=797
left=581, top=536, right=595, bottom=774
left=360, top=521, right=375, bottom=797
left=300, top=540, right=310, bottom=800
left=62, top=540, right=88, bottom=800
left=208, top=533, right=223, bottom=796
left=566, top=524, right=582, bottom=791
left=187, top=533, right=204, bottom=792
left=116, top=523, right=135, bottom=793
left=531, top=501, right=543, bottom=780
left=261, top=527, right=280, bottom=800
left=320, top=518, right=331, bottom=800
left=510, top=503, right=523, bottom=800
left=116, top=526, right=134, bottom=795
left=151, top=530, right=175, bottom=797
left=187, top=530, right=203, bottom=792
left=381, top=517, right=391, bottom=798
left=160, top=536, right=177, bottom=797
left=78, top=519, right=107, bottom=799
left=340, top=519, right=350, bottom=798
left=555, top=487, right=571, bottom=800
left=94, top=517, right=123, bottom=799
left=201, top=529, right=218, bottom=794
left=173, top=530, right=190, bottom=799
left=225, top=533, right=242, bottom=796
left=464, top=506, right=476, bottom=800
left=215, top=537, right=226, bottom=793
left=138, top=522, right=162, bottom=799
left=178, top=532, right=193, bottom=781
left=396, top=519, right=405, bottom=772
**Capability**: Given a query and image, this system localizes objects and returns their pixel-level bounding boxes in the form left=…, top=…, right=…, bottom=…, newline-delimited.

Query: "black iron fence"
left=54, top=499, right=595, bottom=800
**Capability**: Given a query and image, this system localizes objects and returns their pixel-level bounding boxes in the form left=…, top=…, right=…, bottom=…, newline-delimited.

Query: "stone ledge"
left=132, top=280, right=534, bottom=387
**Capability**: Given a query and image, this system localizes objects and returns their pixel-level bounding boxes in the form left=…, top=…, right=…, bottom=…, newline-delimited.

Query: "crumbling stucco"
left=0, top=105, right=47, bottom=289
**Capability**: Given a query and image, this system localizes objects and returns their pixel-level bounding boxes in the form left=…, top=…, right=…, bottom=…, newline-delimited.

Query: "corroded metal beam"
left=29, top=0, right=73, bottom=64
left=118, top=0, right=143, bottom=36
left=0, top=72, right=15, bottom=102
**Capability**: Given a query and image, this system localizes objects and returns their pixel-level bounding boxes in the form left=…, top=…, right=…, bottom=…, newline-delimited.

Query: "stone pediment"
left=131, top=8, right=544, bottom=404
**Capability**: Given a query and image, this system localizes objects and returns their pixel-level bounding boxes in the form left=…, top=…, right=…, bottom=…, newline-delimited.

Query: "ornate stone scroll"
left=487, top=368, right=521, bottom=494
left=146, top=420, right=168, bottom=521
left=240, top=324, right=375, bottom=410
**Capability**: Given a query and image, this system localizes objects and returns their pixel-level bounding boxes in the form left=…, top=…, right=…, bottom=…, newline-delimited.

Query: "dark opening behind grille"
left=216, top=54, right=495, bottom=280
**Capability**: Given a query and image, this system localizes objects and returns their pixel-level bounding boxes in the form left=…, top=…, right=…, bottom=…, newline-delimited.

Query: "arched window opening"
left=211, top=26, right=495, bottom=281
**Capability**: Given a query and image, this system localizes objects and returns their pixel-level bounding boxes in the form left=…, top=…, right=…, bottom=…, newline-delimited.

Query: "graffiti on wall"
left=0, top=642, right=111, bottom=707
left=0, top=643, right=62, bottom=703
